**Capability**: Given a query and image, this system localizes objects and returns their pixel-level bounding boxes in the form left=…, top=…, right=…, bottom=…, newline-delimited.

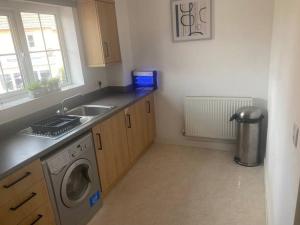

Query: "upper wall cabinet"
left=77, top=0, right=122, bottom=67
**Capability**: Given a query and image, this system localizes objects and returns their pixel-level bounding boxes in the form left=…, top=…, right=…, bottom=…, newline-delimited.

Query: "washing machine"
left=42, top=133, right=102, bottom=225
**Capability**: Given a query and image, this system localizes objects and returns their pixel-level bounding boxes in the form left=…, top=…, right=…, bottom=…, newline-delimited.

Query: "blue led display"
left=134, top=76, right=154, bottom=86
left=132, top=71, right=158, bottom=89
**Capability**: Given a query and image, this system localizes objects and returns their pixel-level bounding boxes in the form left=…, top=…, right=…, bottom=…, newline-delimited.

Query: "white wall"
left=266, top=0, right=300, bottom=224
left=106, top=0, right=134, bottom=87
left=116, top=0, right=274, bottom=149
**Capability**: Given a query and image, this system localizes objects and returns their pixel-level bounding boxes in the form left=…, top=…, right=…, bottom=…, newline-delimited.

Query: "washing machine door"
left=61, top=159, right=93, bottom=208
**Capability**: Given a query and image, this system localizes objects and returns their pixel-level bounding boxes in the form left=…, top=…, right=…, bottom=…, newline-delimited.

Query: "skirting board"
left=155, top=138, right=236, bottom=152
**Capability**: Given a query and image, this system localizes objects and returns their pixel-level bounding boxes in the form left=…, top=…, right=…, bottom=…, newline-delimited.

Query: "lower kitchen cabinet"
left=125, top=98, right=148, bottom=163
left=92, top=111, right=130, bottom=196
left=125, top=93, right=156, bottom=163
left=0, top=160, right=56, bottom=225
left=145, top=94, right=156, bottom=147
left=92, top=93, right=156, bottom=197
left=18, top=203, right=55, bottom=225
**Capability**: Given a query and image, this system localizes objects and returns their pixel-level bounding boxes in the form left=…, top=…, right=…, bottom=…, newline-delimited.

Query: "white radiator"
left=184, top=97, right=253, bottom=140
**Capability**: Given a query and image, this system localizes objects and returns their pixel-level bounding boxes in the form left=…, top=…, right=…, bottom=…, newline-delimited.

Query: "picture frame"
left=171, top=0, right=212, bottom=42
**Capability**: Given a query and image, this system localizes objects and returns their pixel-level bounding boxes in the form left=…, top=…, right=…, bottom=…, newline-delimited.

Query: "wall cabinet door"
left=77, top=0, right=121, bottom=67
left=97, top=1, right=121, bottom=64
left=92, top=111, right=130, bottom=195
left=145, top=94, right=156, bottom=147
left=125, top=99, right=148, bottom=163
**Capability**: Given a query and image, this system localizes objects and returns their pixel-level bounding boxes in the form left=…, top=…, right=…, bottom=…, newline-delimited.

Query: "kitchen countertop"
left=0, top=89, right=155, bottom=180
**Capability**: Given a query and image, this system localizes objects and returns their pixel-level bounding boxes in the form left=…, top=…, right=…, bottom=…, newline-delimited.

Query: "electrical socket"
left=293, top=123, right=299, bottom=148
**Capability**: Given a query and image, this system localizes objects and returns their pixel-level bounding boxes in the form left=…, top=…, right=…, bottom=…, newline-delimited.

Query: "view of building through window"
left=27, top=34, right=35, bottom=48
left=21, top=12, right=66, bottom=83
left=0, top=12, right=68, bottom=96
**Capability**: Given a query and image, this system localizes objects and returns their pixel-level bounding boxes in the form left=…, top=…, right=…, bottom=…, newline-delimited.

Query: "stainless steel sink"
left=67, top=105, right=114, bottom=117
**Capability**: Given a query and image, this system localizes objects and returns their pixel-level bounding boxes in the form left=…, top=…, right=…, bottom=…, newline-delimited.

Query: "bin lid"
left=230, top=106, right=264, bottom=123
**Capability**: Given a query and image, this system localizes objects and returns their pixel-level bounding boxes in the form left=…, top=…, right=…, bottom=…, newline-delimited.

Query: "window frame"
left=18, top=9, right=72, bottom=85
left=0, top=2, right=72, bottom=101
left=0, top=9, right=29, bottom=100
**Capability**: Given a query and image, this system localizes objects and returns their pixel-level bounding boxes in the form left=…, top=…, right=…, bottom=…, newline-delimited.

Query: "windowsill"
left=0, top=84, right=84, bottom=111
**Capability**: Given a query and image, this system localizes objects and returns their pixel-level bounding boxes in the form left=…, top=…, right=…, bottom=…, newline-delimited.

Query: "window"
left=21, top=12, right=67, bottom=83
left=0, top=6, right=70, bottom=100
left=0, top=16, right=24, bottom=94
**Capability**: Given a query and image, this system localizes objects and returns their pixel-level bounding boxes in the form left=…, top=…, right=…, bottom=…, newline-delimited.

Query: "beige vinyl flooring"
left=88, top=143, right=266, bottom=225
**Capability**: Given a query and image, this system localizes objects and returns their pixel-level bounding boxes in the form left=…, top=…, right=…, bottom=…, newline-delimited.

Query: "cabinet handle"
left=3, top=172, right=31, bottom=189
left=10, top=192, right=37, bottom=211
left=29, top=214, right=43, bottom=225
left=146, top=101, right=151, bottom=113
left=103, top=42, right=110, bottom=58
left=96, top=133, right=103, bottom=150
left=127, top=114, right=132, bottom=128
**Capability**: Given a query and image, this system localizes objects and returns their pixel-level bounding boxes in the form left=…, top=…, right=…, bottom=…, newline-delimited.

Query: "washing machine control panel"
left=47, top=137, right=90, bottom=175
left=47, top=150, right=70, bottom=174
left=69, top=144, right=88, bottom=159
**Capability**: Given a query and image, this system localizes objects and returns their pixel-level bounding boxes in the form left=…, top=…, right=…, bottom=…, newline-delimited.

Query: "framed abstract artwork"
left=171, top=0, right=212, bottom=41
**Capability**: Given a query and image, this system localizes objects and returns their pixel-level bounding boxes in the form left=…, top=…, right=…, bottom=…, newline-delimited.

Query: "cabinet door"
left=0, top=160, right=44, bottom=208
left=18, top=204, right=55, bottom=225
left=109, top=112, right=131, bottom=178
left=77, top=0, right=121, bottom=67
left=98, top=1, right=121, bottom=64
left=0, top=160, right=55, bottom=225
left=125, top=99, right=148, bottom=163
left=145, top=94, right=156, bottom=147
left=92, top=111, right=130, bottom=195
left=77, top=0, right=105, bottom=67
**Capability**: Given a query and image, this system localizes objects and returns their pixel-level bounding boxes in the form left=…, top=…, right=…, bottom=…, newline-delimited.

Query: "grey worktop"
left=0, top=89, right=154, bottom=180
